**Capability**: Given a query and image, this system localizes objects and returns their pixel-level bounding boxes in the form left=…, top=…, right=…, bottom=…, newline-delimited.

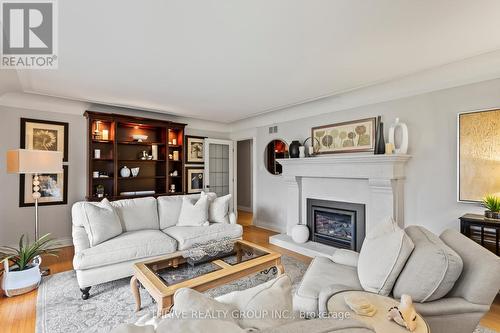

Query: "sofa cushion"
left=111, top=197, right=159, bottom=232
left=163, top=223, right=243, bottom=250
left=393, top=226, right=463, bottom=302
left=157, top=194, right=200, bottom=229
left=177, top=195, right=209, bottom=227
left=294, top=256, right=362, bottom=314
left=73, top=230, right=177, bottom=270
left=260, top=318, right=375, bottom=333
left=216, top=275, right=294, bottom=330
left=357, top=218, right=414, bottom=296
left=203, top=192, right=232, bottom=223
left=81, top=198, right=123, bottom=246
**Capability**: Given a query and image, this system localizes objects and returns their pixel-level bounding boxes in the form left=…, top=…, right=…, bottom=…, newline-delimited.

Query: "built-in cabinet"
left=84, top=111, right=186, bottom=201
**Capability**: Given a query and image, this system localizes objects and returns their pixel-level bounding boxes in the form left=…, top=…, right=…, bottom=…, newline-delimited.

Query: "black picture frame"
left=19, top=165, right=69, bottom=207
left=185, top=167, right=204, bottom=194
left=20, top=118, right=69, bottom=162
left=184, top=135, right=205, bottom=164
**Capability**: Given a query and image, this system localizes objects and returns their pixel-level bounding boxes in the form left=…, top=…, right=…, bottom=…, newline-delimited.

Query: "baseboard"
left=254, top=220, right=286, bottom=233
left=237, top=205, right=253, bottom=213
left=53, top=237, right=74, bottom=248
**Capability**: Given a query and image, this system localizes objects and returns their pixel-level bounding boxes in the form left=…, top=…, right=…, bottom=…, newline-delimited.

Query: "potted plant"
left=0, top=234, right=58, bottom=297
left=482, top=194, right=500, bottom=220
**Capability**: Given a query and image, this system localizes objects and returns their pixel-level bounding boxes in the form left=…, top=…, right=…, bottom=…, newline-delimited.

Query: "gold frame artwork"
left=458, top=109, right=500, bottom=202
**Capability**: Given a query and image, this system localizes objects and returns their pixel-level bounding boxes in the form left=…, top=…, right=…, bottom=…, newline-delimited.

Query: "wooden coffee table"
left=130, top=240, right=284, bottom=316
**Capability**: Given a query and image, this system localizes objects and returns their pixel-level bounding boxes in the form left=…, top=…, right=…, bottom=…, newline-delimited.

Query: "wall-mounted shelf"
left=85, top=111, right=186, bottom=201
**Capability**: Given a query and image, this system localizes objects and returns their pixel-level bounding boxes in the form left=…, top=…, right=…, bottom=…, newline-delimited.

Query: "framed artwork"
left=21, top=118, right=69, bottom=162
left=20, top=165, right=68, bottom=207
left=185, top=135, right=205, bottom=164
left=186, top=167, right=204, bottom=194
left=311, top=117, right=376, bottom=154
left=458, top=109, right=500, bottom=202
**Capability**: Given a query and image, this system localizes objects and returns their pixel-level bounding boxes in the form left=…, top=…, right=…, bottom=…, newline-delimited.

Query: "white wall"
left=0, top=102, right=230, bottom=246
left=241, top=78, right=500, bottom=234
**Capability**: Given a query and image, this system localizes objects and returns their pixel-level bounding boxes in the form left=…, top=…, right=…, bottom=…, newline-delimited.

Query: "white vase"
left=2, top=256, right=42, bottom=297
left=388, top=118, right=408, bottom=154
left=292, top=224, right=309, bottom=243
left=299, top=146, right=305, bottom=158
left=120, top=166, right=131, bottom=178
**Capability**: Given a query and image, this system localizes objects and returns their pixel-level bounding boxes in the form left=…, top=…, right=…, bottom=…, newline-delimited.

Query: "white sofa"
left=71, top=193, right=242, bottom=299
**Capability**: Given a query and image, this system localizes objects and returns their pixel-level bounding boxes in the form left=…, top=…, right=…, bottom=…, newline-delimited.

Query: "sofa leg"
left=80, top=287, right=91, bottom=300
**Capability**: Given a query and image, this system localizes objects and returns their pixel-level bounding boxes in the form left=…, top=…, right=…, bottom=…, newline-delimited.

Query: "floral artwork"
left=458, top=109, right=500, bottom=202
left=33, top=129, right=58, bottom=151
left=312, top=118, right=376, bottom=154
left=185, top=135, right=205, bottom=164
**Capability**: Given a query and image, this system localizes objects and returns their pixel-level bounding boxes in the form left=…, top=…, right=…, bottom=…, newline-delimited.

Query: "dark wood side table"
left=459, top=213, right=500, bottom=256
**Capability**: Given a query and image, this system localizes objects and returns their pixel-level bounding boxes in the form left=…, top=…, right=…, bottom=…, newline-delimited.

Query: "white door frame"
left=203, top=138, right=235, bottom=213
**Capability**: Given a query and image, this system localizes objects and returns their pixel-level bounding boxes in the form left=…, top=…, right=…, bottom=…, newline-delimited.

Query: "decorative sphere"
left=32, top=192, right=41, bottom=199
left=292, top=225, right=309, bottom=243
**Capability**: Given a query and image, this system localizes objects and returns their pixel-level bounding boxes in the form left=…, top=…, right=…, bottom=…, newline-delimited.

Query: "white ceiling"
left=16, top=0, right=500, bottom=123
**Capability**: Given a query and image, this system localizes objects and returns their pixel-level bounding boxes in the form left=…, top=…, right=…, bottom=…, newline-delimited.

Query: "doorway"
left=236, top=139, right=253, bottom=226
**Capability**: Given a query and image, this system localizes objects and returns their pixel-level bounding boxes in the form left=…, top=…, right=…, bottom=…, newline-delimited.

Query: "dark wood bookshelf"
left=84, top=111, right=186, bottom=201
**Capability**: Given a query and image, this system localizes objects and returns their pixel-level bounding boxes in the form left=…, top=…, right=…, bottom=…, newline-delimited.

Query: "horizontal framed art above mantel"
left=312, top=117, right=376, bottom=155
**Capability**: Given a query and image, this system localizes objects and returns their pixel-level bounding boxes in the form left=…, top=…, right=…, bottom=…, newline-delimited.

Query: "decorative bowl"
left=131, top=167, right=140, bottom=177
left=132, top=134, right=148, bottom=142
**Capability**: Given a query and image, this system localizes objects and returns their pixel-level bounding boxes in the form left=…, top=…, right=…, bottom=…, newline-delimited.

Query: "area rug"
left=36, top=255, right=498, bottom=333
left=36, top=255, right=307, bottom=333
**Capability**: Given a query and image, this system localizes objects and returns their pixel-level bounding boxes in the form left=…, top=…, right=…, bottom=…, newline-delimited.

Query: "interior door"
left=204, top=139, right=234, bottom=210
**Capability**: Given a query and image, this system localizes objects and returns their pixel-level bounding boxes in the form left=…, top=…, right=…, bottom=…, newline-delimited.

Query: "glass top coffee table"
left=130, top=240, right=284, bottom=316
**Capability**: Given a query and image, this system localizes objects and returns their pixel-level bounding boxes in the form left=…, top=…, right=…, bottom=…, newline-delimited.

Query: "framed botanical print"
left=458, top=109, right=500, bottom=202
left=311, top=117, right=376, bottom=154
left=20, top=165, right=68, bottom=207
left=21, top=118, right=69, bottom=161
left=186, top=167, right=204, bottom=194
left=185, top=135, right=205, bottom=164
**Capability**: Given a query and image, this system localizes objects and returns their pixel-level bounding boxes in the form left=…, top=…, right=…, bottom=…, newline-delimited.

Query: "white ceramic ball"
left=292, top=224, right=309, bottom=243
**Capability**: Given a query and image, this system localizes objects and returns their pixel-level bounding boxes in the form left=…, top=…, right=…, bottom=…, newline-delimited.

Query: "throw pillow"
left=171, top=288, right=238, bottom=324
left=82, top=198, right=123, bottom=246
left=393, top=225, right=463, bottom=302
left=216, top=274, right=294, bottom=330
left=176, top=195, right=209, bottom=227
left=202, top=191, right=232, bottom=223
left=357, top=218, right=414, bottom=296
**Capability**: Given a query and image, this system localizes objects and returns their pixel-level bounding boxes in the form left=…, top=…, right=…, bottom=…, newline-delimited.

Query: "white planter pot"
left=2, top=256, right=42, bottom=297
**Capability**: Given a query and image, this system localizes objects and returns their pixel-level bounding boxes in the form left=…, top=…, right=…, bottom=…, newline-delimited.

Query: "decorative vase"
left=131, top=167, right=140, bottom=177
left=374, top=117, right=386, bottom=154
left=120, top=166, right=131, bottom=178
left=2, top=256, right=42, bottom=297
left=289, top=140, right=301, bottom=158
left=292, top=225, right=310, bottom=243
left=299, top=146, right=305, bottom=158
left=388, top=117, right=409, bottom=154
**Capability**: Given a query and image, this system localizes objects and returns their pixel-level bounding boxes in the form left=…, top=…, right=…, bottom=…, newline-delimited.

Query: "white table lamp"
left=6, top=149, right=63, bottom=240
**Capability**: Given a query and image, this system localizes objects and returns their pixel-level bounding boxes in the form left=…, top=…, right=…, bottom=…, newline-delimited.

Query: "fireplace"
left=307, top=198, right=365, bottom=252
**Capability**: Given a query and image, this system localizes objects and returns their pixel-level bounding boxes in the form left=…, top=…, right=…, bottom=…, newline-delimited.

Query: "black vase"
left=289, top=140, right=301, bottom=158
left=374, top=118, right=386, bottom=154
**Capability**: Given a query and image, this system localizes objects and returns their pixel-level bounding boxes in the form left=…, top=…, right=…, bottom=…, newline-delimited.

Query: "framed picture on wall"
left=20, top=165, right=68, bottom=207
left=21, top=118, right=69, bottom=162
left=311, top=117, right=376, bottom=154
left=186, top=167, right=204, bottom=193
left=458, top=109, right=500, bottom=202
left=185, top=135, right=205, bottom=164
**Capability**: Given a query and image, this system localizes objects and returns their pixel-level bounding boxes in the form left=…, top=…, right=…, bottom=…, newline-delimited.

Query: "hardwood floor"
left=0, top=225, right=498, bottom=333
left=237, top=209, right=254, bottom=226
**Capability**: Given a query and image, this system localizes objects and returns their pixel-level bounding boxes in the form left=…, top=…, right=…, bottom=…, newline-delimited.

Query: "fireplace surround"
left=307, top=198, right=365, bottom=252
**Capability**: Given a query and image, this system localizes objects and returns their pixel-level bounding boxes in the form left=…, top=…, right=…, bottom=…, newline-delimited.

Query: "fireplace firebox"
left=307, top=198, right=365, bottom=252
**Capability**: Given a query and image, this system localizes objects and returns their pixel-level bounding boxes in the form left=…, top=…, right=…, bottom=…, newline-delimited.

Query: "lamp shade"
left=6, top=149, right=63, bottom=174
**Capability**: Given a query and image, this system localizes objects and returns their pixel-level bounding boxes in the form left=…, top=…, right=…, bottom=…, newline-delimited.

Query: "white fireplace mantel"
left=269, top=154, right=411, bottom=257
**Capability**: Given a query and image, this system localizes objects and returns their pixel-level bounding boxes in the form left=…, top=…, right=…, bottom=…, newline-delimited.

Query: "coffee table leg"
left=130, top=275, right=141, bottom=312
left=276, top=259, right=285, bottom=275
left=157, top=296, right=173, bottom=317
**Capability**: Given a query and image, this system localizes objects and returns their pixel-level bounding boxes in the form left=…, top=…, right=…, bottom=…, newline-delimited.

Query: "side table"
left=327, top=290, right=430, bottom=333
left=459, top=213, right=500, bottom=255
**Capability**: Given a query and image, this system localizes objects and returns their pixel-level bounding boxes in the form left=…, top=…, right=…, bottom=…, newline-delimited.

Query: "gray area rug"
left=36, top=255, right=497, bottom=333
left=36, top=255, right=307, bottom=333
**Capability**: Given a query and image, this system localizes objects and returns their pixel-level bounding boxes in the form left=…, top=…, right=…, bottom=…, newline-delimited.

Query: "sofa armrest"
left=330, top=249, right=359, bottom=267
left=72, top=225, right=90, bottom=254
left=318, top=284, right=360, bottom=314
left=229, top=212, right=237, bottom=224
